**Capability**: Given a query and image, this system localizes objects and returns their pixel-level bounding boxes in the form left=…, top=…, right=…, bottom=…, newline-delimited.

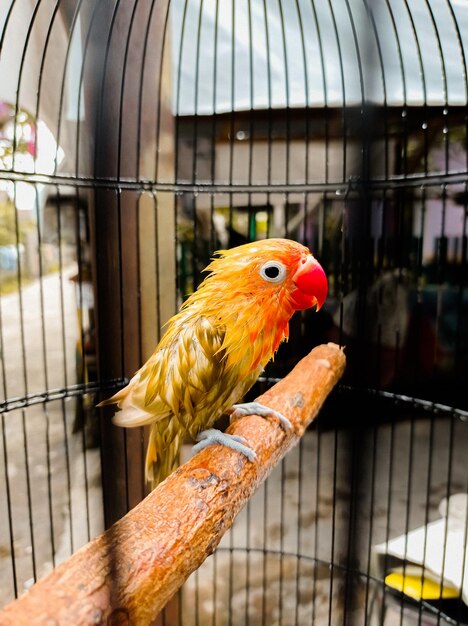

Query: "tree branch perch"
left=0, top=342, right=346, bottom=626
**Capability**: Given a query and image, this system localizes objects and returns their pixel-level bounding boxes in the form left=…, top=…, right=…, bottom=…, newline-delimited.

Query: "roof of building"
left=171, top=0, right=468, bottom=115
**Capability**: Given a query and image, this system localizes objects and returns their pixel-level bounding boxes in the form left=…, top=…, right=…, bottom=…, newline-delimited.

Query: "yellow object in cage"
left=385, top=567, right=460, bottom=600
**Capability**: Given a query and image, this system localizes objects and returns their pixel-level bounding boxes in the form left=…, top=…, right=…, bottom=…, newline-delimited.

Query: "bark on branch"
left=0, top=342, right=346, bottom=626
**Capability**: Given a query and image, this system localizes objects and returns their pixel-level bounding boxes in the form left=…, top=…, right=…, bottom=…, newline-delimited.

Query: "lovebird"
left=98, top=238, right=328, bottom=488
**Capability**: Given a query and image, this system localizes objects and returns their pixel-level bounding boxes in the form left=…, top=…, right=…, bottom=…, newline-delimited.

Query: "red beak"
left=290, top=255, right=328, bottom=311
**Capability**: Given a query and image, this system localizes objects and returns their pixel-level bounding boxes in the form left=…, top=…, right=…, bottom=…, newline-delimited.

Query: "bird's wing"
left=103, top=313, right=262, bottom=438
left=108, top=368, right=170, bottom=427
left=144, top=315, right=230, bottom=437
left=111, top=315, right=227, bottom=433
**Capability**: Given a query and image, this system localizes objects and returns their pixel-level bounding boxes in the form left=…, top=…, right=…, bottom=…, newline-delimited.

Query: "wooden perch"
left=0, top=342, right=346, bottom=626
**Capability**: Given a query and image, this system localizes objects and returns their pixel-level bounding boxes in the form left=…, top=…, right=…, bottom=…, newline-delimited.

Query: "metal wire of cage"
left=0, top=0, right=468, bottom=624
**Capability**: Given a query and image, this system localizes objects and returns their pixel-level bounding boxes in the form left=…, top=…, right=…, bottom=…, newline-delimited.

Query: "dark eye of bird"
left=259, top=260, right=286, bottom=283
left=264, top=265, right=280, bottom=279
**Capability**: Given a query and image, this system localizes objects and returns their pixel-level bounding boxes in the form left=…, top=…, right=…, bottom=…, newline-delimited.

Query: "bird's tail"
left=145, top=419, right=183, bottom=489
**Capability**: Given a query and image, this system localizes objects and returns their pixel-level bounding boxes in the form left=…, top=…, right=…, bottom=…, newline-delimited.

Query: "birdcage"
left=0, top=1, right=467, bottom=625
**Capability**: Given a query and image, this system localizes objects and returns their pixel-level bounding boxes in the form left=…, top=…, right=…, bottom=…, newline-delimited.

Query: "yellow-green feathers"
left=99, top=238, right=316, bottom=488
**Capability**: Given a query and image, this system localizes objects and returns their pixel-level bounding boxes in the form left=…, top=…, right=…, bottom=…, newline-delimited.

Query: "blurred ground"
left=0, top=267, right=104, bottom=605
left=181, top=417, right=468, bottom=626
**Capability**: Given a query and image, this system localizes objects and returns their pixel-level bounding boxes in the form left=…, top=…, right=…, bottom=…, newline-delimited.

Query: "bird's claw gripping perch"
left=229, top=402, right=293, bottom=431
left=192, top=403, right=292, bottom=462
left=193, top=428, right=257, bottom=461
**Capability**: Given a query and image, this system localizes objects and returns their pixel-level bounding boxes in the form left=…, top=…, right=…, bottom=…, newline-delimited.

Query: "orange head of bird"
left=201, top=238, right=328, bottom=314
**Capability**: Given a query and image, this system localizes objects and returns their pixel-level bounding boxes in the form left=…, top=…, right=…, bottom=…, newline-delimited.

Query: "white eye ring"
left=259, top=260, right=287, bottom=283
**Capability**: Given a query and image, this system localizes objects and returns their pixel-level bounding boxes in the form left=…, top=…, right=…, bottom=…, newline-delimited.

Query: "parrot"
left=97, top=238, right=328, bottom=488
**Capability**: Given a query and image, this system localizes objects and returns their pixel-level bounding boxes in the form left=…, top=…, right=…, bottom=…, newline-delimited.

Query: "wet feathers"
left=98, top=238, right=327, bottom=487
